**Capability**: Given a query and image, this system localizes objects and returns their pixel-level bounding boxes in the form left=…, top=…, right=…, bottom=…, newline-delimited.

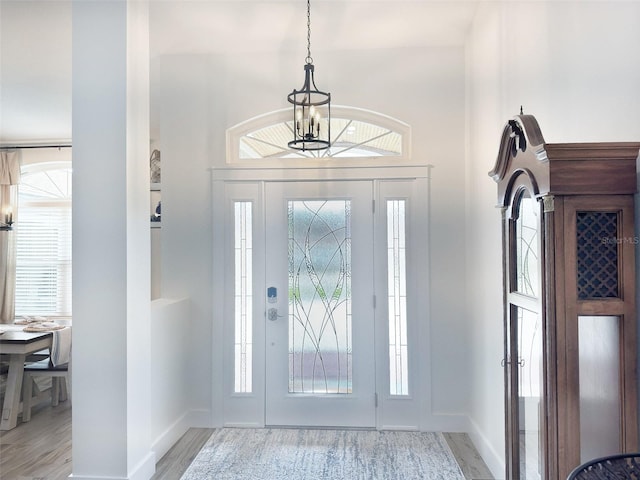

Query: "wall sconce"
left=0, top=208, right=14, bottom=231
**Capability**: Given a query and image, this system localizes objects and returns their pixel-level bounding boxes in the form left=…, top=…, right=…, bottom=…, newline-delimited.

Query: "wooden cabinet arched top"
left=489, top=114, right=639, bottom=206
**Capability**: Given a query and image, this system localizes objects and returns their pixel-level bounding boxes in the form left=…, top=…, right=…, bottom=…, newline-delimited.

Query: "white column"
left=72, top=1, right=152, bottom=479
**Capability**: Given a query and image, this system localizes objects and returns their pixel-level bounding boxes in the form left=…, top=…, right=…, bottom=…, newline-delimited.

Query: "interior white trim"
left=210, top=165, right=431, bottom=182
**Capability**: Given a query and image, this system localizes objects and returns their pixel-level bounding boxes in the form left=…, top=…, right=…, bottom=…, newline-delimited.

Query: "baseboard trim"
left=379, top=425, right=420, bottom=431
left=467, top=418, right=505, bottom=480
left=151, top=412, right=191, bottom=463
left=129, top=452, right=156, bottom=480
left=422, top=413, right=471, bottom=432
left=68, top=475, right=127, bottom=479
left=151, top=408, right=213, bottom=466
left=223, top=422, right=264, bottom=428
left=68, top=452, right=155, bottom=480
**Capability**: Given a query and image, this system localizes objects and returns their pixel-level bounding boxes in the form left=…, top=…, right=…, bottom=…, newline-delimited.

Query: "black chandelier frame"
left=287, top=0, right=331, bottom=151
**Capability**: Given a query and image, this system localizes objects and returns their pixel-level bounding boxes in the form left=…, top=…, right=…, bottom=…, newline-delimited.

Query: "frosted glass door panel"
left=288, top=200, right=352, bottom=394
left=387, top=199, right=408, bottom=396
left=234, top=202, right=253, bottom=393
left=579, top=315, right=621, bottom=462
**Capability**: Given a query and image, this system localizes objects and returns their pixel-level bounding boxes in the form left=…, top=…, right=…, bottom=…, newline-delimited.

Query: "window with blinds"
left=15, top=163, right=72, bottom=317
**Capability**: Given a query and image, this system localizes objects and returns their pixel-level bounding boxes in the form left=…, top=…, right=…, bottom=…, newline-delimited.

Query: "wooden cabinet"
left=490, top=115, right=639, bottom=479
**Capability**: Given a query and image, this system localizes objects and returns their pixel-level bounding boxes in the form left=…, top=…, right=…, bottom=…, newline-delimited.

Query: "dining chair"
left=566, top=453, right=640, bottom=479
left=21, top=357, right=70, bottom=422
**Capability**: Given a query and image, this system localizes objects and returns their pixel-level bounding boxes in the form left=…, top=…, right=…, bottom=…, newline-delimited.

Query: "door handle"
left=501, top=358, right=525, bottom=367
left=267, top=308, right=278, bottom=321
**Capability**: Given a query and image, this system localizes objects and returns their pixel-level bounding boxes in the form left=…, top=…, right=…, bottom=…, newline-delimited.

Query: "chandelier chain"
left=306, top=0, right=312, bottom=64
left=287, top=0, right=330, bottom=151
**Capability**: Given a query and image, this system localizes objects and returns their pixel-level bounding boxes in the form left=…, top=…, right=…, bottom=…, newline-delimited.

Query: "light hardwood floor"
left=0, top=400, right=72, bottom=480
left=444, top=432, right=495, bottom=480
left=0, top=403, right=494, bottom=480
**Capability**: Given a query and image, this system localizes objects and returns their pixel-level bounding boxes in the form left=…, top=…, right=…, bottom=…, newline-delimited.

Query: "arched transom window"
left=227, top=106, right=412, bottom=164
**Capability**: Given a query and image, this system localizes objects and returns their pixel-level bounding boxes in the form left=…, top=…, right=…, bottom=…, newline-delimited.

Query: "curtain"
left=0, top=150, right=21, bottom=324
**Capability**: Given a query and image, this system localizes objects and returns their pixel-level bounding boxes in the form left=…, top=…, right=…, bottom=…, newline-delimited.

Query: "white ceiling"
left=0, top=0, right=479, bottom=145
left=0, top=1, right=72, bottom=144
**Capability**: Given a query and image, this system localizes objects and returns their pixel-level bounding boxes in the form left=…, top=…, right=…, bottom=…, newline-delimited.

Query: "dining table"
left=0, top=325, right=53, bottom=430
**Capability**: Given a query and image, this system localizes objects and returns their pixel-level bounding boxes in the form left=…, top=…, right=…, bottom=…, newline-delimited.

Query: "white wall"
left=465, top=2, right=640, bottom=478
left=150, top=298, right=192, bottom=460
left=152, top=15, right=470, bottom=429
left=72, top=2, right=154, bottom=479
left=465, top=3, right=507, bottom=476
left=155, top=54, right=217, bottom=427
left=0, top=0, right=71, bottom=144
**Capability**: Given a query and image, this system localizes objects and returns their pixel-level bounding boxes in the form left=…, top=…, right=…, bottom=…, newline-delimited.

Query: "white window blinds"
left=15, top=162, right=72, bottom=318
left=15, top=202, right=72, bottom=316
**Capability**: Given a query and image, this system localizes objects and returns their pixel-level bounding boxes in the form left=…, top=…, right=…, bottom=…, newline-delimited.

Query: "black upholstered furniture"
left=567, top=453, right=640, bottom=479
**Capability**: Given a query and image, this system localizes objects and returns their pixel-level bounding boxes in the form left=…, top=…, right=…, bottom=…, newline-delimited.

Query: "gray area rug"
left=180, top=428, right=466, bottom=480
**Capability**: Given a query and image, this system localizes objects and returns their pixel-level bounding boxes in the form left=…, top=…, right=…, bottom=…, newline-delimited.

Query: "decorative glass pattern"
left=387, top=200, right=409, bottom=396
left=577, top=212, right=619, bottom=299
left=19, top=165, right=72, bottom=200
left=515, top=196, right=539, bottom=297
left=517, top=307, right=543, bottom=480
left=288, top=200, right=352, bottom=394
left=234, top=202, right=252, bottom=393
left=240, top=118, right=402, bottom=159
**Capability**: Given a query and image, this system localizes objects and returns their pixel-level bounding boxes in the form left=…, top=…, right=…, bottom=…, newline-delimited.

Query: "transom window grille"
left=16, top=163, right=72, bottom=317
left=229, top=107, right=410, bottom=162
left=241, top=118, right=402, bottom=159
left=234, top=201, right=253, bottom=393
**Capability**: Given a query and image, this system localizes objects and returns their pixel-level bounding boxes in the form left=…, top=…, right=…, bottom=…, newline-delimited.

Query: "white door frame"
left=211, top=166, right=431, bottom=430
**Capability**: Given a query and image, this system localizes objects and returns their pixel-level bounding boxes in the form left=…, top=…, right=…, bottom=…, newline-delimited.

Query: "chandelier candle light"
left=287, top=0, right=331, bottom=151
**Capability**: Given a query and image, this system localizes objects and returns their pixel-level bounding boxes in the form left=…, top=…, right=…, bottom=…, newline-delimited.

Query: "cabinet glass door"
left=506, top=190, right=544, bottom=480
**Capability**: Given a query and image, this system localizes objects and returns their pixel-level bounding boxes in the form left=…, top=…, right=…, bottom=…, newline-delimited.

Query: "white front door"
left=264, top=181, right=376, bottom=427
left=218, top=175, right=428, bottom=431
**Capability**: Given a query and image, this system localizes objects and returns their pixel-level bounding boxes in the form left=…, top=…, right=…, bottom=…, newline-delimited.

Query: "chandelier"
left=287, top=0, right=331, bottom=151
